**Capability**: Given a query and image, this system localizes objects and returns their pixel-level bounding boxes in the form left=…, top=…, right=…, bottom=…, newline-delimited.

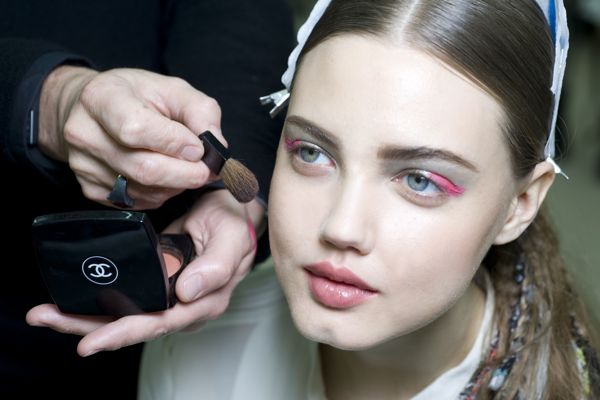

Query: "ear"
left=493, top=161, right=556, bottom=245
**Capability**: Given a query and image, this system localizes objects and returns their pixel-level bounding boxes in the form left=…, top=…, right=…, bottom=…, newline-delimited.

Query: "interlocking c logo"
left=82, top=256, right=119, bottom=285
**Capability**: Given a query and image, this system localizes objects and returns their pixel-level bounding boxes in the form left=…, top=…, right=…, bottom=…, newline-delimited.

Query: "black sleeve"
left=0, top=38, right=91, bottom=180
left=162, top=0, right=295, bottom=205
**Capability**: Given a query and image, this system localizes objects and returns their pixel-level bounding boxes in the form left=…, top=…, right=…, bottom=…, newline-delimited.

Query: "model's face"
left=268, top=35, right=517, bottom=349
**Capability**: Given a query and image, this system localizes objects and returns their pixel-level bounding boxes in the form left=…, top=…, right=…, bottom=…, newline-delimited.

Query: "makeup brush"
left=199, top=131, right=259, bottom=203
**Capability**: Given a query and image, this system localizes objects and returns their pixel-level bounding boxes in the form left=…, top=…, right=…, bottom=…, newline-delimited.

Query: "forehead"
left=290, top=35, right=508, bottom=168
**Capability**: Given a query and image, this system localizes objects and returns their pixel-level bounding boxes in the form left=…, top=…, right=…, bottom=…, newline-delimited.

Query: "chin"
left=302, top=324, right=383, bottom=351
left=288, top=305, right=387, bottom=351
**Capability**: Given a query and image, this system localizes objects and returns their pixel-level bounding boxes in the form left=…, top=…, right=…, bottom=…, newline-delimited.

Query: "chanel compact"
left=31, top=210, right=194, bottom=317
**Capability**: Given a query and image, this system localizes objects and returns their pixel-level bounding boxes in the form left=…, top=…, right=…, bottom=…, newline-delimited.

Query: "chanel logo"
left=82, top=256, right=119, bottom=285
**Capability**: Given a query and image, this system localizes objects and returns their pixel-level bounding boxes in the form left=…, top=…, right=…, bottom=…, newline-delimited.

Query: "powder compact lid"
left=31, top=210, right=193, bottom=317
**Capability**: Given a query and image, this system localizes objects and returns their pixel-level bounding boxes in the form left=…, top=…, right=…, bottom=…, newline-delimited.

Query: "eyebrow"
left=377, top=146, right=479, bottom=172
left=285, top=115, right=479, bottom=173
left=285, top=115, right=340, bottom=149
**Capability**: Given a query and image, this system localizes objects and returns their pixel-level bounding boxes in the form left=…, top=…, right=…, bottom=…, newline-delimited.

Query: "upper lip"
left=304, top=261, right=377, bottom=292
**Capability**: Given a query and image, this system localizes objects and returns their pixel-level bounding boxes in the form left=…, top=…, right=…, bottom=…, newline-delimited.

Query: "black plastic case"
left=31, top=210, right=193, bottom=316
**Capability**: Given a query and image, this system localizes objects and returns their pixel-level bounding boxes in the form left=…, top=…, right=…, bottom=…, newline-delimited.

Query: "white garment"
left=138, top=261, right=495, bottom=400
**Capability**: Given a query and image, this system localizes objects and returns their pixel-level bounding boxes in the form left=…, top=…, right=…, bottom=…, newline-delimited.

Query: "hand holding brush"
left=199, top=131, right=259, bottom=203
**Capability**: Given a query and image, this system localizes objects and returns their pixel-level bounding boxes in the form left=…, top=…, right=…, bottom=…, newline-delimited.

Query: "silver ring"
left=106, top=174, right=135, bottom=208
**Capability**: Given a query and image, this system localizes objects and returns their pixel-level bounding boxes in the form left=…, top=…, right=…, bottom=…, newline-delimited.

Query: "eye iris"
left=300, top=147, right=320, bottom=163
left=407, top=174, right=429, bottom=191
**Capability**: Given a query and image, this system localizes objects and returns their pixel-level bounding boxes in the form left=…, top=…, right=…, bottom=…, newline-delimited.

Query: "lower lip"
left=306, top=272, right=377, bottom=309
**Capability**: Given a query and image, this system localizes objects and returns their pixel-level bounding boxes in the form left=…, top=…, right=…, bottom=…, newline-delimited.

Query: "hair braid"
left=468, top=208, right=596, bottom=399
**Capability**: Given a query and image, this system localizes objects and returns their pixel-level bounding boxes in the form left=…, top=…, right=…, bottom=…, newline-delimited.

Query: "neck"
left=320, top=279, right=487, bottom=400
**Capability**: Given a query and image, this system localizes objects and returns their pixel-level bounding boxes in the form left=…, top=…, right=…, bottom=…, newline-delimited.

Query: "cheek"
left=268, top=156, right=324, bottom=264
left=376, top=194, right=507, bottom=309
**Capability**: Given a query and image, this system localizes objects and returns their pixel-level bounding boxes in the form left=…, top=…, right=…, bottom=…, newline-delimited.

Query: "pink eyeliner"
left=425, top=172, right=465, bottom=196
left=284, top=138, right=300, bottom=150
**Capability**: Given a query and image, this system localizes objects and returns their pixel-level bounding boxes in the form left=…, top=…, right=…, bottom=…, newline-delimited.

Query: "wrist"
left=245, top=199, right=267, bottom=239
left=38, top=65, right=97, bottom=162
left=198, top=188, right=267, bottom=240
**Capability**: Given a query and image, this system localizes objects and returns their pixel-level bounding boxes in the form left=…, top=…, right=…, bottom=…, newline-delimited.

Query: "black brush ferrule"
left=199, top=131, right=230, bottom=174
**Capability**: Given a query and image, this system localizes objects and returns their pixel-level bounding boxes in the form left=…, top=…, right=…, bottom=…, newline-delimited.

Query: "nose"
left=319, top=180, right=374, bottom=255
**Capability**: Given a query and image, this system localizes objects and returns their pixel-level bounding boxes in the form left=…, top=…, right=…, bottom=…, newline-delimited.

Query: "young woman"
left=139, top=0, right=599, bottom=398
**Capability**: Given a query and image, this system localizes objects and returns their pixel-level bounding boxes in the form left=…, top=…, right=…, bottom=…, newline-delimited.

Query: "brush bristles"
left=221, top=158, right=259, bottom=203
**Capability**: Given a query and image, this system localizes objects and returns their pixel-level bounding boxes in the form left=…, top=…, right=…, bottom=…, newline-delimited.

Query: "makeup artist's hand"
left=25, top=189, right=264, bottom=355
left=38, top=65, right=226, bottom=209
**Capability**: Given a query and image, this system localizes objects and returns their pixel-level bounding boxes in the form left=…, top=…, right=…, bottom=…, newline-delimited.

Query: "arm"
left=0, top=38, right=88, bottom=177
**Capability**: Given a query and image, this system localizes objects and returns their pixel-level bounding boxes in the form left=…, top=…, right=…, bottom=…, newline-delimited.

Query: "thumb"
left=175, top=230, right=251, bottom=303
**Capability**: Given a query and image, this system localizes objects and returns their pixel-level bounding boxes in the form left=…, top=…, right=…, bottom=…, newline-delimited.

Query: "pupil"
left=301, top=148, right=319, bottom=162
left=408, top=174, right=428, bottom=191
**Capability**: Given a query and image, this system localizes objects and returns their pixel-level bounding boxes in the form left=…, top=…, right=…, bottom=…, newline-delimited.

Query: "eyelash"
left=283, top=138, right=464, bottom=205
left=284, top=139, right=334, bottom=171
left=392, top=170, right=464, bottom=205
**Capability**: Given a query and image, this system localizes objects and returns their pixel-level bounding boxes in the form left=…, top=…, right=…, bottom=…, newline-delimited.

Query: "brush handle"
left=199, top=131, right=230, bottom=174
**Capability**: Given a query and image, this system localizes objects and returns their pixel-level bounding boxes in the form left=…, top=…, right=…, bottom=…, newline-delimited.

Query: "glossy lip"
left=304, top=262, right=377, bottom=291
left=304, top=261, right=378, bottom=309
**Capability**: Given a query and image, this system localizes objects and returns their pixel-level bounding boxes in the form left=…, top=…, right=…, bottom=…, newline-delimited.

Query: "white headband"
left=261, top=0, right=569, bottom=177
left=537, top=0, right=570, bottom=178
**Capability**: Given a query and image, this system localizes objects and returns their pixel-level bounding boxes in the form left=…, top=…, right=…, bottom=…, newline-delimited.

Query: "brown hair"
left=294, top=0, right=599, bottom=398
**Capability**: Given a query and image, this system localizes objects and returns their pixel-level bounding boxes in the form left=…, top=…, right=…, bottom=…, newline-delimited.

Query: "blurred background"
left=286, top=0, right=600, bottom=325
left=548, top=0, right=600, bottom=326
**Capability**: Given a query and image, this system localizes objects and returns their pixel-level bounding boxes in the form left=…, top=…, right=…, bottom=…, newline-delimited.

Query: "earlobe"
left=493, top=162, right=556, bottom=245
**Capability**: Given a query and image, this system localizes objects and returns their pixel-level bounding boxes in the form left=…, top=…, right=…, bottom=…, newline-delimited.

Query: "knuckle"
left=188, top=167, right=210, bottom=188
left=207, top=299, right=230, bottom=320
left=132, top=158, right=160, bottom=186
left=149, top=326, right=169, bottom=341
left=79, top=76, right=109, bottom=110
left=67, top=156, right=83, bottom=175
left=161, top=122, right=187, bottom=154
left=80, top=184, right=102, bottom=202
left=170, top=76, right=190, bottom=89
left=212, top=265, right=235, bottom=290
left=118, top=119, right=145, bottom=146
left=62, top=118, right=82, bottom=146
left=78, top=81, right=97, bottom=109
left=202, top=97, right=221, bottom=120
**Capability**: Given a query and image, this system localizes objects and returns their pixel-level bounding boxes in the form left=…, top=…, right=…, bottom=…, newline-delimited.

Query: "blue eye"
left=406, top=173, right=436, bottom=193
left=283, top=138, right=335, bottom=176
left=392, top=169, right=464, bottom=207
left=297, top=146, right=331, bottom=165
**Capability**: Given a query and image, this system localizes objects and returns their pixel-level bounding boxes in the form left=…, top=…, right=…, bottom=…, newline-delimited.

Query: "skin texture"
left=268, top=35, right=554, bottom=398
left=39, top=66, right=225, bottom=210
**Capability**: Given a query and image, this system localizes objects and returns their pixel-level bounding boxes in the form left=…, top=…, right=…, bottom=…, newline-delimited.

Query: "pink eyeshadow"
left=284, top=138, right=300, bottom=149
left=427, top=174, right=465, bottom=196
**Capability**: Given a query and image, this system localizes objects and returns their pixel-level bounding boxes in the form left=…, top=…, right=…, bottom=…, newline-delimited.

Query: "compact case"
left=31, top=210, right=194, bottom=316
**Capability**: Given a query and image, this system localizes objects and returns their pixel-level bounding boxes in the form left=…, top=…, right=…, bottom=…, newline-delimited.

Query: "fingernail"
left=182, top=274, right=203, bottom=301
left=82, top=349, right=101, bottom=357
left=181, top=145, right=203, bottom=162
